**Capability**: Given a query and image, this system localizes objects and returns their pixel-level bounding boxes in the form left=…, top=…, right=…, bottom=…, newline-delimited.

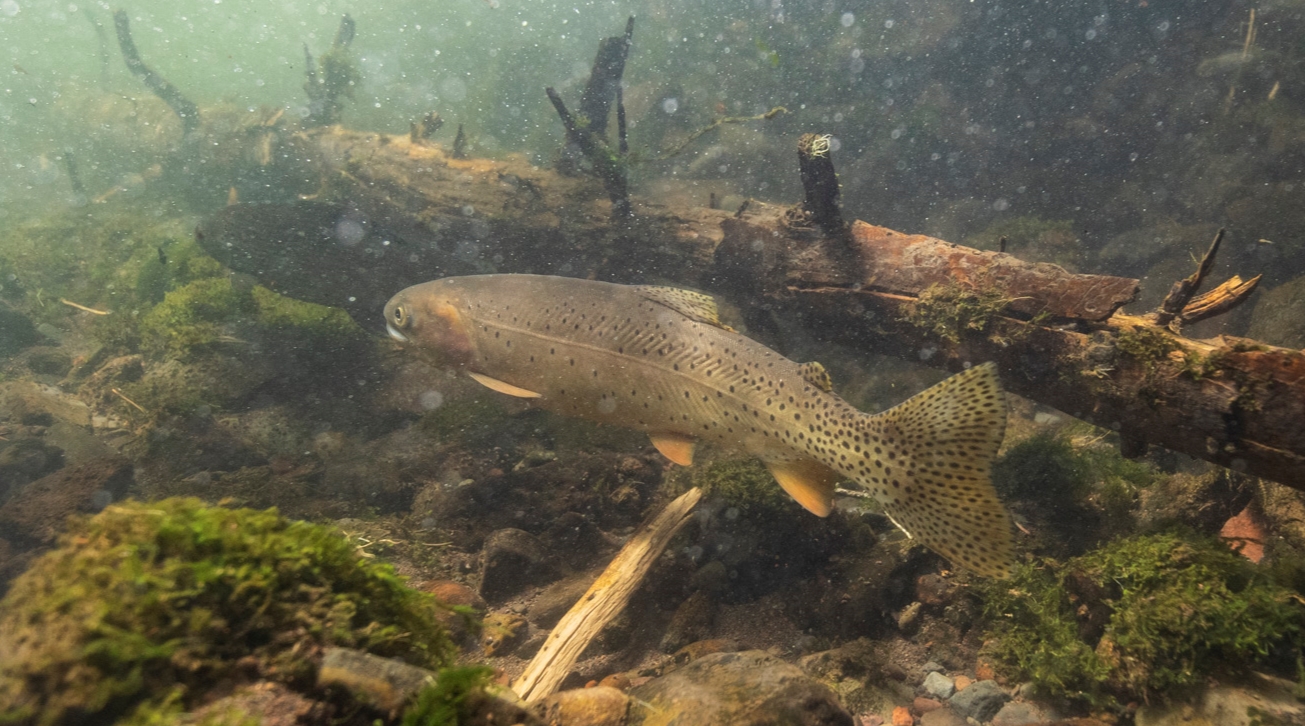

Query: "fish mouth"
left=386, top=323, right=409, bottom=343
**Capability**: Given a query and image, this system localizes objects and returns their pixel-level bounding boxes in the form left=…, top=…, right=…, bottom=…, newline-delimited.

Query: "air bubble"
left=840, top=12, right=854, bottom=27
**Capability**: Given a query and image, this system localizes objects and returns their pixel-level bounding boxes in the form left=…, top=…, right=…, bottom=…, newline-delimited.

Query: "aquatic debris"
left=58, top=298, right=109, bottom=315
left=387, top=274, right=1015, bottom=577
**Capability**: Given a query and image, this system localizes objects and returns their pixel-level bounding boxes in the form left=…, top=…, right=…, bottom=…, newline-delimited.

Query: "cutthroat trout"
left=385, top=274, right=1015, bottom=577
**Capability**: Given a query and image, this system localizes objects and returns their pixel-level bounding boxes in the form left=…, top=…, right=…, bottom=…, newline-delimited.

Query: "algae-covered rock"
left=980, top=530, right=1305, bottom=709
left=0, top=497, right=458, bottom=725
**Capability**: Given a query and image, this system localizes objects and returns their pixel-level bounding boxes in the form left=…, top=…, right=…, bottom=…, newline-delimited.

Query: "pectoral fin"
left=650, top=433, right=696, bottom=466
left=764, top=458, right=844, bottom=517
left=467, top=372, right=542, bottom=398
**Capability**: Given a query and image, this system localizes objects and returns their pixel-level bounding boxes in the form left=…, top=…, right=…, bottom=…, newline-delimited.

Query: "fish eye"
left=392, top=305, right=409, bottom=327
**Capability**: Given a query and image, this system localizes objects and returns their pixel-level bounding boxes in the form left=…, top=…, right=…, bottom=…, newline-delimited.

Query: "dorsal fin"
left=635, top=286, right=734, bottom=331
left=797, top=362, right=833, bottom=392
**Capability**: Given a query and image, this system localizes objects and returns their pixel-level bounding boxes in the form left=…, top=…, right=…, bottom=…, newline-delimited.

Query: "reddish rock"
left=0, top=456, right=132, bottom=545
left=975, top=660, right=996, bottom=682
left=1220, top=504, right=1266, bottom=563
left=952, top=675, right=974, bottom=691
left=891, top=705, right=915, bottom=725
left=915, top=574, right=955, bottom=607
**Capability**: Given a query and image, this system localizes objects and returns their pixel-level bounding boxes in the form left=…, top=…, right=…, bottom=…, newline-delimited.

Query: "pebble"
left=947, top=680, right=1008, bottom=722
left=921, top=661, right=944, bottom=674
left=952, top=675, right=973, bottom=691
left=891, top=705, right=914, bottom=726
left=919, top=709, right=966, bottom=726
left=923, top=671, right=955, bottom=699
left=913, top=697, right=943, bottom=714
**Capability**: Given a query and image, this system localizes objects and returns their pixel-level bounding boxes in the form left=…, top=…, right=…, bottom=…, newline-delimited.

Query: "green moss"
left=400, top=666, right=495, bottom=726
left=138, top=277, right=254, bottom=358
left=995, top=433, right=1156, bottom=505
left=904, top=281, right=1012, bottom=344
left=1115, top=327, right=1179, bottom=370
left=981, top=530, right=1305, bottom=708
left=688, top=458, right=794, bottom=516
left=251, top=285, right=360, bottom=341
left=0, top=498, right=457, bottom=725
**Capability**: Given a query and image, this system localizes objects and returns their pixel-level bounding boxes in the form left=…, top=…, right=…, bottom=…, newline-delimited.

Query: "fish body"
left=385, top=274, right=1015, bottom=577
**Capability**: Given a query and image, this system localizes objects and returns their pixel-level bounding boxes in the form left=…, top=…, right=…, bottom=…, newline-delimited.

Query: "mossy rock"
left=0, top=497, right=458, bottom=725
left=1249, top=274, right=1305, bottom=349
left=981, top=530, right=1305, bottom=709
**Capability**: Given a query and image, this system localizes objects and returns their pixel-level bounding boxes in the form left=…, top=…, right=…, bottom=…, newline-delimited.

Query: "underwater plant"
left=981, top=529, right=1305, bottom=709
left=0, top=497, right=458, bottom=725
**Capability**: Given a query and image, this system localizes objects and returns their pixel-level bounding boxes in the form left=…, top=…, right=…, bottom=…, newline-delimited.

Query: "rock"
left=922, top=671, right=955, bottom=700
left=1133, top=674, right=1305, bottom=726
left=0, top=381, right=91, bottom=427
left=915, top=574, right=955, bottom=608
left=24, top=348, right=71, bottom=377
left=0, top=308, right=40, bottom=358
left=947, top=680, right=1008, bottom=722
left=598, top=673, right=631, bottom=690
left=912, top=697, right=942, bottom=714
left=660, top=590, right=718, bottom=653
left=529, top=571, right=597, bottom=629
left=481, top=612, right=529, bottom=656
left=890, top=705, right=913, bottom=726
left=951, top=675, right=973, bottom=691
left=184, top=681, right=327, bottom=726
left=918, top=709, right=966, bottom=726
left=426, top=580, right=487, bottom=642
left=0, top=455, right=132, bottom=545
left=543, top=511, right=613, bottom=571
left=895, top=601, right=922, bottom=634
left=318, top=647, right=433, bottom=713
left=1249, top=274, right=1305, bottom=349
left=535, top=686, right=630, bottom=726
left=921, top=662, right=944, bottom=674
left=671, top=638, right=740, bottom=666
left=991, top=700, right=1062, bottom=725
left=0, top=438, right=65, bottom=500
left=479, top=528, right=559, bottom=601
left=629, top=650, right=854, bottom=726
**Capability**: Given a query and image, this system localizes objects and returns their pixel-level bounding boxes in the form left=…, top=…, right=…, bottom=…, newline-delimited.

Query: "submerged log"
left=196, top=123, right=1304, bottom=488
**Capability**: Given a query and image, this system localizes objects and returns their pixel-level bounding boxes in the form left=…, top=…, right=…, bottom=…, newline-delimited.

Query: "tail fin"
left=874, top=362, right=1015, bottom=578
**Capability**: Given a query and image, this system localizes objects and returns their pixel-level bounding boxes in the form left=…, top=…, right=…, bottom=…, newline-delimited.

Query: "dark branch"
left=113, top=10, right=200, bottom=135
left=1155, top=227, right=1224, bottom=328
left=796, top=133, right=845, bottom=236
left=547, top=87, right=631, bottom=220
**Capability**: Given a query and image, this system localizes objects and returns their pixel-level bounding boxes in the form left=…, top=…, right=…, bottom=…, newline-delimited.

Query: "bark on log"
left=205, top=125, right=1305, bottom=488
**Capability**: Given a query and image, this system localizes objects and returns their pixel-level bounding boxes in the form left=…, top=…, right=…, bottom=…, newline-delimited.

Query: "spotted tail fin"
left=874, top=362, right=1015, bottom=578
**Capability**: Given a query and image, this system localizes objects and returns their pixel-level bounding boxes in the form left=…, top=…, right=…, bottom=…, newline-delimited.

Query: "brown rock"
left=952, top=675, right=973, bottom=691
left=0, top=456, right=132, bottom=545
left=426, top=580, right=486, bottom=641
left=891, top=705, right=914, bottom=725
left=529, top=571, right=598, bottom=629
left=918, top=709, right=966, bottom=726
left=912, top=697, right=942, bottom=714
left=974, top=661, right=996, bottom=682
left=479, top=528, right=559, bottom=601
left=915, top=574, right=955, bottom=608
left=318, top=647, right=433, bottom=713
left=535, top=686, right=630, bottom=726
left=671, top=638, right=740, bottom=666
left=598, top=672, right=631, bottom=691
left=183, top=681, right=326, bottom=726
left=660, top=590, right=718, bottom=653
left=630, top=650, right=853, bottom=725
left=1, top=381, right=91, bottom=427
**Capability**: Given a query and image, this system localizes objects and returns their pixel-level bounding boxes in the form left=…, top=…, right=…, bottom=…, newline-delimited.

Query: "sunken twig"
left=113, top=10, right=200, bottom=135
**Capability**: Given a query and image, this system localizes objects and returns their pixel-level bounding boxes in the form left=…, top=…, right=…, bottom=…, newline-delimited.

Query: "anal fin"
left=467, top=371, right=542, bottom=398
left=765, top=458, right=844, bottom=517
left=650, top=433, right=696, bottom=466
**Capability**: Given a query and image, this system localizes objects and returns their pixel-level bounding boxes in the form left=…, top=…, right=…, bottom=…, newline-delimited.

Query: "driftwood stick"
left=1155, top=228, right=1224, bottom=328
left=1181, top=274, right=1262, bottom=324
left=113, top=10, right=200, bottom=135
left=513, top=487, right=702, bottom=702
